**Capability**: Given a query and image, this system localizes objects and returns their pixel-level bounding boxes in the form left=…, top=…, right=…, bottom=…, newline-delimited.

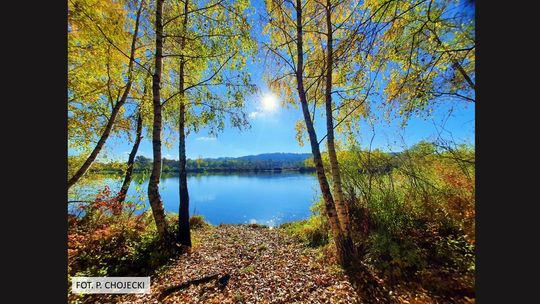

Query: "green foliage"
left=363, top=0, right=475, bottom=122
left=323, top=141, right=474, bottom=295
left=159, top=0, right=257, bottom=136
left=233, top=292, right=245, bottom=302
left=68, top=0, right=143, bottom=151
left=281, top=214, right=329, bottom=248
left=89, top=154, right=316, bottom=173
left=240, top=264, right=254, bottom=274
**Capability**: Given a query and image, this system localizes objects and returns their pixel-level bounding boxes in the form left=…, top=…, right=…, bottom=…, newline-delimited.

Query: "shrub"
left=323, top=142, right=475, bottom=296
left=246, top=223, right=268, bottom=228
left=68, top=210, right=179, bottom=278
left=281, top=214, right=329, bottom=247
left=189, top=215, right=209, bottom=229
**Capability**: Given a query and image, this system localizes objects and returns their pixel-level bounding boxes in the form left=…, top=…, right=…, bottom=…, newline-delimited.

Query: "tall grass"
left=291, top=141, right=475, bottom=296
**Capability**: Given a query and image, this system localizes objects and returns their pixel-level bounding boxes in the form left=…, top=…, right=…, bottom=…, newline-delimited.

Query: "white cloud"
left=249, top=110, right=272, bottom=119
left=196, top=136, right=217, bottom=141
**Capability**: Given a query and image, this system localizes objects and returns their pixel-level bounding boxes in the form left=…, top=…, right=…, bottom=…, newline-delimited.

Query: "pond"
left=68, top=172, right=321, bottom=227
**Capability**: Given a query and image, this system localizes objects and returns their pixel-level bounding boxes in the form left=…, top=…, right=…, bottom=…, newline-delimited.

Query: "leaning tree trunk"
left=294, top=0, right=353, bottom=267
left=67, top=0, right=143, bottom=189
left=148, top=0, right=169, bottom=239
left=177, top=0, right=191, bottom=247
left=324, top=0, right=350, bottom=235
left=115, top=109, right=143, bottom=215
left=67, top=89, right=130, bottom=189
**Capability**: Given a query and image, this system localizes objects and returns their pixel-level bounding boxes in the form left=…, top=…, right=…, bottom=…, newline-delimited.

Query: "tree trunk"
left=178, top=101, right=191, bottom=246
left=67, top=89, right=130, bottom=189
left=115, top=109, right=143, bottom=215
left=148, top=0, right=169, bottom=239
left=294, top=0, right=353, bottom=267
left=324, top=1, right=350, bottom=235
left=67, top=0, right=143, bottom=189
left=177, top=0, right=191, bottom=247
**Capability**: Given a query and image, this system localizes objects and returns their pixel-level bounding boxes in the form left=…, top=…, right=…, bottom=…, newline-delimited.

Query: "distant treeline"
left=90, top=153, right=317, bottom=173
left=88, top=147, right=461, bottom=175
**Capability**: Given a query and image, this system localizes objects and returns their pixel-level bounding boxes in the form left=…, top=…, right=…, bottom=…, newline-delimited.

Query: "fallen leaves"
left=89, top=225, right=358, bottom=303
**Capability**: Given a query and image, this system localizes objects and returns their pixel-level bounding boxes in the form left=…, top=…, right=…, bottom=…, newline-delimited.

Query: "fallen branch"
left=159, top=273, right=231, bottom=301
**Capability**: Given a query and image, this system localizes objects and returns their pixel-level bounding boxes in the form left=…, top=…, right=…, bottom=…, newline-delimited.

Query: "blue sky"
left=101, top=98, right=474, bottom=160
left=94, top=0, right=475, bottom=161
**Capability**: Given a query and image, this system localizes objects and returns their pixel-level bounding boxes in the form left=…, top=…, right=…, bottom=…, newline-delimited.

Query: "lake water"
left=69, top=172, right=321, bottom=227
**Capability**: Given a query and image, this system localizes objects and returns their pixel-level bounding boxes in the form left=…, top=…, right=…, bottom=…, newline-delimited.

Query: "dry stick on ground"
left=158, top=273, right=231, bottom=301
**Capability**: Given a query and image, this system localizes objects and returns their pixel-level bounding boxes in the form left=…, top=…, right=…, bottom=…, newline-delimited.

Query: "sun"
left=261, top=93, right=278, bottom=112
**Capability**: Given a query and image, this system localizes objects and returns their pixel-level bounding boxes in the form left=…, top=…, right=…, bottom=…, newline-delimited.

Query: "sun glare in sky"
left=261, top=93, right=279, bottom=112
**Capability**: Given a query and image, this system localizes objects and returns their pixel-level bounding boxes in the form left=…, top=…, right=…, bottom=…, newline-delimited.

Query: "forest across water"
left=90, top=153, right=317, bottom=173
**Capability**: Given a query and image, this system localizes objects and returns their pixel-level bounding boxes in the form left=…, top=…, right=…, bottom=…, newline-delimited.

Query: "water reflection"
left=69, top=172, right=320, bottom=227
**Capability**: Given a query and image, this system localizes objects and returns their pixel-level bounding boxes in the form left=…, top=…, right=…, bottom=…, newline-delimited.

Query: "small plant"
left=233, top=292, right=245, bottom=302
left=280, top=215, right=329, bottom=247
left=328, top=264, right=345, bottom=276
left=240, top=265, right=254, bottom=274
left=247, top=223, right=268, bottom=229
left=189, top=215, right=208, bottom=229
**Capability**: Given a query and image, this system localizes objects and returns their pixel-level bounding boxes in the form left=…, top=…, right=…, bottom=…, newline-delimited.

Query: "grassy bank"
left=281, top=143, right=475, bottom=302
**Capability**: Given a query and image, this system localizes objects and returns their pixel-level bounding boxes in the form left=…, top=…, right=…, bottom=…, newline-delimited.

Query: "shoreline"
left=90, top=167, right=317, bottom=174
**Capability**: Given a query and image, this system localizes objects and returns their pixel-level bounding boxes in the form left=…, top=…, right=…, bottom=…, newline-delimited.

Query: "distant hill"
left=235, top=153, right=311, bottom=162
left=111, top=153, right=316, bottom=173
left=196, top=153, right=311, bottom=162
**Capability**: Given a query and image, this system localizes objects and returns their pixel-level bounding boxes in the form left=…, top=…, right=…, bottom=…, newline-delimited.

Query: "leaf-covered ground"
left=89, top=224, right=358, bottom=303
left=82, top=224, right=474, bottom=304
